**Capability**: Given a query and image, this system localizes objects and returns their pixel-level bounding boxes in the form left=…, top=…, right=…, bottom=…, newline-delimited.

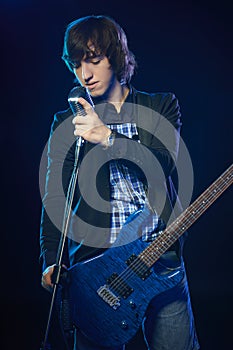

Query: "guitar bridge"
left=97, top=285, right=121, bottom=310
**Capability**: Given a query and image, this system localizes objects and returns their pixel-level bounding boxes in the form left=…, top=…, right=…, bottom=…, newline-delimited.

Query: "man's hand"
left=72, top=97, right=111, bottom=145
left=41, top=264, right=56, bottom=292
left=41, top=264, right=68, bottom=292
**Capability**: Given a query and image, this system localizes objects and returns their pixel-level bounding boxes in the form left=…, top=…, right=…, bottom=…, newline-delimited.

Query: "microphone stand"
left=40, top=137, right=83, bottom=350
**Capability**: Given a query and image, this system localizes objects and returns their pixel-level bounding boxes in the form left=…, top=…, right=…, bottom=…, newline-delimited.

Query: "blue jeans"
left=74, top=269, right=200, bottom=350
left=142, top=274, right=200, bottom=350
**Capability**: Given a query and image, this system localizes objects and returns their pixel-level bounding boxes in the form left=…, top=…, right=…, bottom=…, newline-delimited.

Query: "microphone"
left=68, top=86, right=95, bottom=147
left=68, top=85, right=94, bottom=116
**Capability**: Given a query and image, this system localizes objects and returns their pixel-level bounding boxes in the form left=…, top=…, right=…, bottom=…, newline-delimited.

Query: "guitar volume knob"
left=129, top=300, right=136, bottom=309
left=121, top=320, right=128, bottom=329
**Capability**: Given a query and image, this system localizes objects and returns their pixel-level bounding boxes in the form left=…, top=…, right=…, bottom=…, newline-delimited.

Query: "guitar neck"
left=139, top=164, right=233, bottom=267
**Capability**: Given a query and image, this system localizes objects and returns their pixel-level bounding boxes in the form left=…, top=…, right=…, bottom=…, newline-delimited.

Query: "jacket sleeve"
left=39, top=109, right=77, bottom=271
left=147, top=92, right=182, bottom=177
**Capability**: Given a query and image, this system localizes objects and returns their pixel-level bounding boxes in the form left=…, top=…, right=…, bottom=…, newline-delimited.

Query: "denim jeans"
left=142, top=274, right=200, bottom=350
left=73, top=268, right=200, bottom=350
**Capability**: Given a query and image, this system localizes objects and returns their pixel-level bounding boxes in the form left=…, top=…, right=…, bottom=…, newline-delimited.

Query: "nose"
left=81, top=62, right=93, bottom=83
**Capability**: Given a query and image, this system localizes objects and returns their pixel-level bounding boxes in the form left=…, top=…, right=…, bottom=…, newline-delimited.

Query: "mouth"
left=85, top=82, right=99, bottom=91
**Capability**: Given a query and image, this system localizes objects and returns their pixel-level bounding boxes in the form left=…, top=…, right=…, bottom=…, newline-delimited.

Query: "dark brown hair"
left=62, top=15, right=137, bottom=84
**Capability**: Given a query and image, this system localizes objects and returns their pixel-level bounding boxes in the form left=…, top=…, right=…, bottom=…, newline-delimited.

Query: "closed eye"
left=92, top=60, right=101, bottom=65
left=87, top=55, right=104, bottom=65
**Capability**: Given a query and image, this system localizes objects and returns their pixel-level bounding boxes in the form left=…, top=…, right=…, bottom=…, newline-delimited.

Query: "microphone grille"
left=68, top=86, right=94, bottom=116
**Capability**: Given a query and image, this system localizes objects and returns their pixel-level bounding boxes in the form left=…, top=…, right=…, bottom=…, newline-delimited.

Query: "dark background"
left=1, top=0, right=232, bottom=349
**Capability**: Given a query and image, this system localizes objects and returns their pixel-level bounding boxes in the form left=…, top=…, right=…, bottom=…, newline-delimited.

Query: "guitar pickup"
left=126, top=254, right=152, bottom=280
left=107, top=273, right=133, bottom=299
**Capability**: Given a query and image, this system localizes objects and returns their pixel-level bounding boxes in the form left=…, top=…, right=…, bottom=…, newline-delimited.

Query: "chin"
left=89, top=88, right=105, bottom=98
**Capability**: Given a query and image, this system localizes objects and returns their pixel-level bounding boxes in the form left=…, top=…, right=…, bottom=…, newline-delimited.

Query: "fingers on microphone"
left=77, top=97, right=93, bottom=113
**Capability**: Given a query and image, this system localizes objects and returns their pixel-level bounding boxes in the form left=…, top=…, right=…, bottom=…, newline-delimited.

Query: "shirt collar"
left=94, top=86, right=135, bottom=124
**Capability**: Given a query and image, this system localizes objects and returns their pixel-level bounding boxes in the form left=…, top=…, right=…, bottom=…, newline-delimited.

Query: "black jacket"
left=40, top=86, right=184, bottom=270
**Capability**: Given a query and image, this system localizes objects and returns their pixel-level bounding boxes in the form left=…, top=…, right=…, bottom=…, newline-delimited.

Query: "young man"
left=40, top=15, right=200, bottom=350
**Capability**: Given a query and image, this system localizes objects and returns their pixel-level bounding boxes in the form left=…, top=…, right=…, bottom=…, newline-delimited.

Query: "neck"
left=105, top=79, right=129, bottom=113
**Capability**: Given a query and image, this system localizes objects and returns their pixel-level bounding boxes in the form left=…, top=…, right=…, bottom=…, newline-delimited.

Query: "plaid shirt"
left=108, top=122, right=160, bottom=243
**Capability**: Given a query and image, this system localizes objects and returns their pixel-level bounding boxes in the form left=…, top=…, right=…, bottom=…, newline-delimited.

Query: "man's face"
left=73, top=49, right=116, bottom=98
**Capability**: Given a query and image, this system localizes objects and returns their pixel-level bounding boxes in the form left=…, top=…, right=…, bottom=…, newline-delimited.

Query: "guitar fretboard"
left=139, top=164, right=233, bottom=267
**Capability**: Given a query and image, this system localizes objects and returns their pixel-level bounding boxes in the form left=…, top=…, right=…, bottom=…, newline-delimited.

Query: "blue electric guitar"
left=68, top=164, right=233, bottom=347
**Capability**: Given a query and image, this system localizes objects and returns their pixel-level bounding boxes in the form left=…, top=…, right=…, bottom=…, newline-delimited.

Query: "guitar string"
left=122, top=172, right=232, bottom=294
left=123, top=169, right=233, bottom=287
left=107, top=177, right=231, bottom=296
left=140, top=165, right=233, bottom=266
left=107, top=169, right=233, bottom=294
left=142, top=168, right=233, bottom=265
left=106, top=167, right=233, bottom=296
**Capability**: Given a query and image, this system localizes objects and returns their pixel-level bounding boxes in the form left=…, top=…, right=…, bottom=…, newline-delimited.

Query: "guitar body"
left=68, top=236, right=183, bottom=347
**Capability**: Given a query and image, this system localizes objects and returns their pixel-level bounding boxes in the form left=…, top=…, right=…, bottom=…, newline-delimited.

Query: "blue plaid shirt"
left=107, top=122, right=160, bottom=243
